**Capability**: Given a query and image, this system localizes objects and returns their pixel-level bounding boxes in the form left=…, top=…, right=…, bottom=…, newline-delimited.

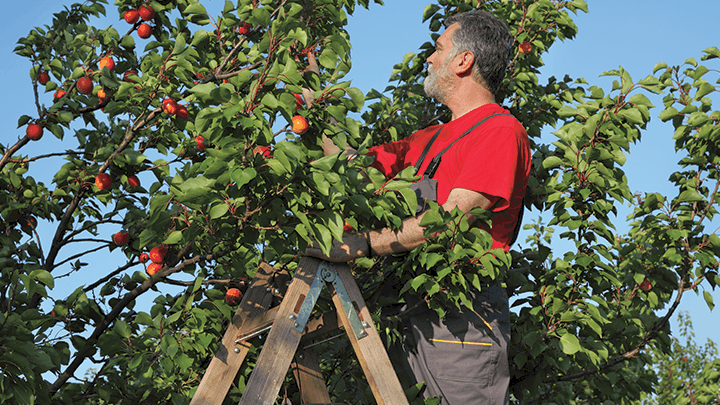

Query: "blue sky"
left=1, top=0, right=718, bottom=365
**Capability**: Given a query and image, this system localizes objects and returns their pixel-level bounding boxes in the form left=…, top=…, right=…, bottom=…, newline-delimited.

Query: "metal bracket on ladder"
left=191, top=257, right=408, bottom=405
left=290, top=262, right=368, bottom=340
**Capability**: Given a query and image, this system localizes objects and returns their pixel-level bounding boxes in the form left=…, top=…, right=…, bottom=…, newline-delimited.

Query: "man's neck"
left=447, top=82, right=496, bottom=121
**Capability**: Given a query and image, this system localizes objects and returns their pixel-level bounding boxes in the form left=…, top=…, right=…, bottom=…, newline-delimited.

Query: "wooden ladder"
left=190, top=256, right=409, bottom=405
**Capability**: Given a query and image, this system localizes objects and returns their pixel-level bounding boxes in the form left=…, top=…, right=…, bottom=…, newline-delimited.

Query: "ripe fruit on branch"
left=225, top=288, right=242, bottom=305
left=195, top=136, right=206, bottom=150
left=37, top=71, right=50, bottom=85
left=54, top=89, right=66, bottom=99
left=291, top=115, right=308, bottom=135
left=146, top=262, right=162, bottom=276
left=127, top=175, right=140, bottom=188
left=137, top=23, right=152, bottom=39
left=639, top=279, right=652, bottom=292
left=343, top=219, right=354, bottom=233
left=124, top=9, right=139, bottom=24
left=26, top=124, right=43, bottom=141
left=138, top=4, right=155, bottom=21
left=98, top=88, right=109, bottom=102
left=253, top=145, right=271, bottom=158
left=162, top=98, right=178, bottom=115
left=139, top=253, right=149, bottom=263
left=98, top=56, right=115, bottom=72
left=519, top=41, right=532, bottom=54
left=123, top=69, right=138, bottom=82
left=176, top=104, right=189, bottom=120
left=237, top=22, right=251, bottom=35
left=77, top=77, right=93, bottom=94
left=95, top=173, right=112, bottom=190
left=113, top=231, right=130, bottom=245
left=149, top=245, right=168, bottom=264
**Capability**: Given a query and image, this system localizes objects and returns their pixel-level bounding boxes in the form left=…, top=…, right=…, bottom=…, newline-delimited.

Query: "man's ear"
left=455, top=51, right=475, bottom=76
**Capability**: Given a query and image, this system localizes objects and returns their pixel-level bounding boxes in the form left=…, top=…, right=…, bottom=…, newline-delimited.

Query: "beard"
left=424, top=56, right=456, bottom=105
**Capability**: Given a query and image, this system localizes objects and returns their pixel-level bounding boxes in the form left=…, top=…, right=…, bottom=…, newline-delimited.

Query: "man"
left=306, top=10, right=530, bottom=405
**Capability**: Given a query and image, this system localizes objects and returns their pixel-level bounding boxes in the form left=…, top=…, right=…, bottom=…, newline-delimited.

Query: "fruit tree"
left=1, top=0, right=719, bottom=404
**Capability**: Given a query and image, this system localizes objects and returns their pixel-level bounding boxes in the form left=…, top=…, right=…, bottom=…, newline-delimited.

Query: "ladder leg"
left=239, top=256, right=323, bottom=405
left=191, top=263, right=277, bottom=405
left=331, top=264, right=409, bottom=405
left=292, top=346, right=331, bottom=404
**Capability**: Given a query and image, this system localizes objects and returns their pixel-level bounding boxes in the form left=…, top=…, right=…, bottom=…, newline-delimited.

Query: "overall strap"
left=413, top=127, right=443, bottom=173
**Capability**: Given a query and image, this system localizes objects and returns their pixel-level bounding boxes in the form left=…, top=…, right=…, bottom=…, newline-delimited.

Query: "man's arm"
left=304, top=187, right=499, bottom=262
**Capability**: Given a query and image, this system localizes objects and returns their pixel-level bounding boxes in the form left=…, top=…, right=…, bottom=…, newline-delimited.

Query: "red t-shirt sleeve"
left=367, top=139, right=412, bottom=178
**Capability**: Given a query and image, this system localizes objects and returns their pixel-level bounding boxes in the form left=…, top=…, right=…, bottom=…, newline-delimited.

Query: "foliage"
left=1, top=0, right=719, bottom=404
left=634, top=311, right=720, bottom=405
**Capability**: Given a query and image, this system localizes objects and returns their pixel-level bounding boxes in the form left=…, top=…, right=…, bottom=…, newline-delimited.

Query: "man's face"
left=424, top=24, right=459, bottom=104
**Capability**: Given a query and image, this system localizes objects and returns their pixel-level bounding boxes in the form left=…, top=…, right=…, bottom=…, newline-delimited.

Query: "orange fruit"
left=95, top=173, right=112, bottom=190
left=98, top=56, right=115, bottom=71
left=291, top=115, right=308, bottom=135
left=146, top=262, right=162, bottom=276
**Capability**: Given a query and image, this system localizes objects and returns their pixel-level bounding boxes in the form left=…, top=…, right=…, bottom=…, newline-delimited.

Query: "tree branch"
left=49, top=248, right=230, bottom=396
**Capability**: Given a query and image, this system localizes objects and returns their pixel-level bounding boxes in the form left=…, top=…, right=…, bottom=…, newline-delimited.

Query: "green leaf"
left=542, top=156, right=563, bottom=169
left=114, top=319, right=131, bottom=338
left=559, top=332, right=581, bottom=355
left=704, top=290, right=715, bottom=310
left=230, top=167, right=257, bottom=188
left=422, top=4, right=441, bottom=22
left=173, top=35, right=187, bottom=56
left=209, top=203, right=229, bottom=219
left=30, top=269, right=54, bottom=289
left=163, top=230, right=183, bottom=245
left=677, top=189, right=704, bottom=202
left=695, top=82, right=715, bottom=100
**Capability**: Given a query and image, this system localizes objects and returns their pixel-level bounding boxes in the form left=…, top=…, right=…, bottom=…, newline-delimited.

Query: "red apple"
left=127, top=175, right=140, bottom=188
left=225, top=288, right=242, bottom=305
left=343, top=219, right=354, bottom=233
left=640, top=279, right=652, bottom=292
left=137, top=23, right=152, bottom=39
left=37, top=71, right=50, bottom=85
left=54, top=89, right=67, bottom=99
left=113, top=231, right=130, bottom=245
left=123, top=69, right=138, bottom=82
left=124, top=9, right=139, bottom=24
left=237, top=22, right=251, bottom=35
left=176, top=104, right=189, bottom=120
left=77, top=77, right=93, bottom=94
left=195, top=136, right=206, bottom=150
left=139, top=252, right=150, bottom=263
left=95, top=173, right=112, bottom=190
left=146, top=262, right=162, bottom=276
left=138, top=4, right=154, bottom=21
left=149, top=244, right=168, bottom=264
left=26, top=123, right=43, bottom=141
left=519, top=41, right=532, bottom=54
left=162, top=98, right=178, bottom=115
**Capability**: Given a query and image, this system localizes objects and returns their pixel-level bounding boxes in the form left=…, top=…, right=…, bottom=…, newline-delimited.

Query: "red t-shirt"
left=367, top=103, right=531, bottom=251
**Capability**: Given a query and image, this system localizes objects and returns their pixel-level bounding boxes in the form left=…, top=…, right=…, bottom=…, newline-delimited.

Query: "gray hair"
left=444, top=11, right=513, bottom=95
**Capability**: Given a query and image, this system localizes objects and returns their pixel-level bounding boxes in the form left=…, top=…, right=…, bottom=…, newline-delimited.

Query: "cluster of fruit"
left=123, top=4, right=155, bottom=39
left=142, top=244, right=168, bottom=276
left=162, top=98, right=189, bottom=120
left=94, top=172, right=140, bottom=191
left=26, top=3, right=314, bottom=310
